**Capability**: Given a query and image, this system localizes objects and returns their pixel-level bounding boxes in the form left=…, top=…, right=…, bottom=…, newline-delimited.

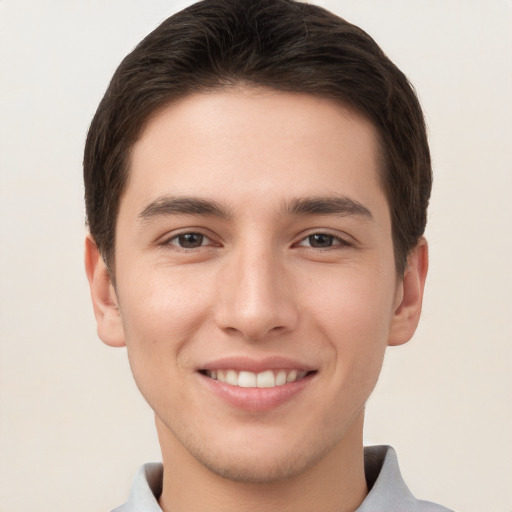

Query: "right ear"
left=84, top=235, right=126, bottom=347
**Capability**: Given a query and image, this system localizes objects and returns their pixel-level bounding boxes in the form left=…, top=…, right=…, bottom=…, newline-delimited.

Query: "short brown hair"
left=84, top=0, right=431, bottom=275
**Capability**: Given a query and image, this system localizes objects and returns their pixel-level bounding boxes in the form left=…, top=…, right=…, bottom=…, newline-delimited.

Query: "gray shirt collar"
left=112, top=445, right=452, bottom=512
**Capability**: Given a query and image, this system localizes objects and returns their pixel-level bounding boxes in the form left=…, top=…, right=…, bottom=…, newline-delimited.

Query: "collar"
left=112, top=445, right=451, bottom=512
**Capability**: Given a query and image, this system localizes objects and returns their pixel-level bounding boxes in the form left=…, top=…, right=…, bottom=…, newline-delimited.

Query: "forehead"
left=125, top=87, right=387, bottom=218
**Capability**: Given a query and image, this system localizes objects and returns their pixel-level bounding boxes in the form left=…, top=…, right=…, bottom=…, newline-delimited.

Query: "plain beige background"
left=1, top=1, right=511, bottom=511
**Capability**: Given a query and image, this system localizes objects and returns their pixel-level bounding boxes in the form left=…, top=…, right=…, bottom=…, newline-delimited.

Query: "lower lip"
left=199, top=373, right=315, bottom=412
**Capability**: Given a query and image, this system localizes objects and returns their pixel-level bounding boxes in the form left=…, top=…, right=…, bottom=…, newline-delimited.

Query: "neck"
left=156, top=412, right=368, bottom=512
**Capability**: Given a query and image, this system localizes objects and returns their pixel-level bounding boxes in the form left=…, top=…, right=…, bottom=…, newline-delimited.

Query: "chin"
left=195, top=449, right=323, bottom=483
left=182, top=431, right=334, bottom=484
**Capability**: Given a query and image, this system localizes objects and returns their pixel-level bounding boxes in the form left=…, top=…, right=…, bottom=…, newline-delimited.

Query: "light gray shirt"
left=112, top=445, right=453, bottom=512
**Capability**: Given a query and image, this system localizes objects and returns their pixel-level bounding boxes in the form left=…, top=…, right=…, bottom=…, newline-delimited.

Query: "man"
left=84, top=0, right=452, bottom=510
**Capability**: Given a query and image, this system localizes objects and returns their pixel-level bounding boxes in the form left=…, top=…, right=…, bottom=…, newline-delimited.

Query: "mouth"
left=199, top=368, right=314, bottom=388
left=197, top=357, right=317, bottom=411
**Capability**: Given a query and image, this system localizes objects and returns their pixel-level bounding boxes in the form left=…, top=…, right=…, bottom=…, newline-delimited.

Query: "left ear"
left=388, top=237, right=429, bottom=346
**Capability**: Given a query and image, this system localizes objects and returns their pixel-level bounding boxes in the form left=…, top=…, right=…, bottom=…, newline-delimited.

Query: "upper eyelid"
left=171, top=234, right=217, bottom=248
left=169, top=233, right=210, bottom=245
left=294, top=229, right=354, bottom=244
left=296, top=235, right=351, bottom=248
left=159, top=227, right=217, bottom=243
left=157, top=228, right=354, bottom=247
left=160, top=232, right=219, bottom=252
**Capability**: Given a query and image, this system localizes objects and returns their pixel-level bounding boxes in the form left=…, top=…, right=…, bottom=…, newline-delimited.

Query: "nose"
left=214, top=246, right=299, bottom=341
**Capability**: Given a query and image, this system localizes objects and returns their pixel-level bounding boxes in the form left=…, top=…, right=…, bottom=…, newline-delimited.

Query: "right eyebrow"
left=137, top=195, right=231, bottom=223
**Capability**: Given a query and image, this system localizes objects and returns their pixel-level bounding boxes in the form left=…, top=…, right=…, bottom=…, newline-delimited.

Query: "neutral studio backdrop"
left=1, top=1, right=511, bottom=511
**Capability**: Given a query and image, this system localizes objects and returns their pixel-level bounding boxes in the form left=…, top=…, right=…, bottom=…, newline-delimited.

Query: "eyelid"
left=169, top=233, right=210, bottom=248
left=294, top=229, right=354, bottom=248
left=156, top=227, right=354, bottom=250
left=159, top=228, right=221, bottom=249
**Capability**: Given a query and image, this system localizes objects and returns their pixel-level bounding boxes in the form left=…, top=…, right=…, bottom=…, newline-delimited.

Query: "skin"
left=86, top=88, right=428, bottom=512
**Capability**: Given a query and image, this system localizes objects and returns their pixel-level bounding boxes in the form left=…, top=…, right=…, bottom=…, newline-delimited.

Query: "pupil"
left=310, top=234, right=333, bottom=247
left=179, top=233, right=203, bottom=248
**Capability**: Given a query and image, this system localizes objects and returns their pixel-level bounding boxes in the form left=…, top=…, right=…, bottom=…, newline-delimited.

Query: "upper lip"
left=198, top=355, right=316, bottom=373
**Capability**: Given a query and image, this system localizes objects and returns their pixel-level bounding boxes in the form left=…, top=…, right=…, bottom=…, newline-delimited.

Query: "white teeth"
left=286, top=370, right=298, bottom=383
left=256, top=370, right=275, bottom=388
left=225, top=370, right=238, bottom=386
left=275, top=369, right=287, bottom=386
left=238, top=371, right=256, bottom=387
left=207, top=369, right=308, bottom=388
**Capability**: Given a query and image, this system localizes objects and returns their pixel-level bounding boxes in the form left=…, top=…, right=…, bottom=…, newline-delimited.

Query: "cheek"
left=116, top=267, right=213, bottom=367
left=307, top=264, right=396, bottom=338
left=304, top=266, right=396, bottom=383
left=116, top=270, right=212, bottom=412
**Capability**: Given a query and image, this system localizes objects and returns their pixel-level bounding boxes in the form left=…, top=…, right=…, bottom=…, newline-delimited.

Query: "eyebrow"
left=285, top=196, right=373, bottom=219
left=138, top=196, right=231, bottom=222
left=137, top=194, right=373, bottom=223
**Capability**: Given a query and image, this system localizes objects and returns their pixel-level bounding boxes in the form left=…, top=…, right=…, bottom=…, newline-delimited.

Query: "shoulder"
left=417, top=498, right=454, bottom=511
left=111, top=462, right=163, bottom=512
left=359, top=446, right=454, bottom=512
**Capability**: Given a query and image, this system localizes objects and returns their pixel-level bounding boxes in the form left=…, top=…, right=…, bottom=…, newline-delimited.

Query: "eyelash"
left=163, top=231, right=215, bottom=250
left=295, top=232, right=352, bottom=250
left=162, top=230, right=352, bottom=251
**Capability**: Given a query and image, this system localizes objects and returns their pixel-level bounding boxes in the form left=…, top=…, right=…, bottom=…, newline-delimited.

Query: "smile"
left=203, top=369, right=309, bottom=388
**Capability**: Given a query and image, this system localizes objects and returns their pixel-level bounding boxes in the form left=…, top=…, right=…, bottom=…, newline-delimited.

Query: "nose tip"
left=221, top=303, right=292, bottom=341
left=214, top=255, right=299, bottom=341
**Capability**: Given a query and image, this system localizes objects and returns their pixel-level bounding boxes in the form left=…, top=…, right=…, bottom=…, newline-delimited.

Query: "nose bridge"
left=215, top=239, right=298, bottom=340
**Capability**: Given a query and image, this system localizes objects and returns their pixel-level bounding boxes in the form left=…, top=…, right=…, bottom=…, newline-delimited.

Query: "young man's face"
left=87, top=88, right=426, bottom=483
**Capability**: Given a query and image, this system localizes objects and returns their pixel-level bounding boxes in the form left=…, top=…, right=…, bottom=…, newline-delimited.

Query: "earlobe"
left=84, top=235, right=126, bottom=347
left=388, top=238, right=429, bottom=346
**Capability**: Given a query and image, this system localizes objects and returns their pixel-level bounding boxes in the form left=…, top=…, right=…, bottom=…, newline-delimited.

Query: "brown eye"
left=296, top=232, right=350, bottom=249
left=172, top=233, right=206, bottom=248
left=307, top=234, right=335, bottom=248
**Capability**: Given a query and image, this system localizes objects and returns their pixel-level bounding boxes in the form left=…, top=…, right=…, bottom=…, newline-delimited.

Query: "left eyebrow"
left=284, top=196, right=373, bottom=219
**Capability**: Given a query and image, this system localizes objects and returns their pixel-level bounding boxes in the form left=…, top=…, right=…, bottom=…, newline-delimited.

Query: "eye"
left=168, top=232, right=210, bottom=249
left=297, top=233, right=349, bottom=249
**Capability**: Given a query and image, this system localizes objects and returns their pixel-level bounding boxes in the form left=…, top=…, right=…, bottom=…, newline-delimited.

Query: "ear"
left=388, top=237, right=429, bottom=346
left=84, top=234, right=126, bottom=347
